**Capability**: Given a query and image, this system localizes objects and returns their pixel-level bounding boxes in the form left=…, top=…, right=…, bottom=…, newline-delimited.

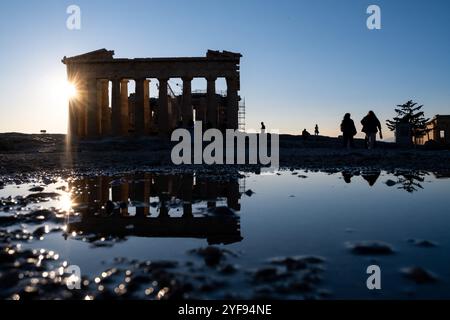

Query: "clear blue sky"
left=1, top=0, right=449, bottom=138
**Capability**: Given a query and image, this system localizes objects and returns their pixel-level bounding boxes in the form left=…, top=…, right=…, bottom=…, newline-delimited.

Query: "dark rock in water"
left=253, top=267, right=280, bottom=282
left=385, top=180, right=397, bottom=187
left=138, top=260, right=178, bottom=270
left=401, top=267, right=438, bottom=284
left=0, top=270, right=20, bottom=289
left=219, top=264, right=239, bottom=275
left=347, top=241, right=395, bottom=255
left=0, top=216, right=17, bottom=226
left=189, top=246, right=230, bottom=267
left=245, top=189, right=255, bottom=197
left=199, top=280, right=226, bottom=292
left=28, top=186, right=45, bottom=192
left=407, top=239, right=438, bottom=248
left=287, top=280, right=314, bottom=293
left=268, top=256, right=325, bottom=271
left=32, top=226, right=48, bottom=238
left=26, top=192, right=60, bottom=200
left=0, top=251, right=16, bottom=265
left=23, top=209, right=54, bottom=223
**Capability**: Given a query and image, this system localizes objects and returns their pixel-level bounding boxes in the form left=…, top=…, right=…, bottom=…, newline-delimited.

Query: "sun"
left=65, top=81, right=77, bottom=99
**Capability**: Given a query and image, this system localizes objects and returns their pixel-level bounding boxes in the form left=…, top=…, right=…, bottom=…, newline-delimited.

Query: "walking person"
left=314, top=124, right=319, bottom=136
left=340, top=113, right=357, bottom=149
left=361, top=111, right=383, bottom=149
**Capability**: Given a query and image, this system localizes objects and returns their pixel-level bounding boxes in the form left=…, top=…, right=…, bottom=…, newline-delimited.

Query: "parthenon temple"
left=62, top=49, right=243, bottom=139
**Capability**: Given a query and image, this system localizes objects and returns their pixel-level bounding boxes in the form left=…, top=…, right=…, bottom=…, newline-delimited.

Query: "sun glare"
left=65, top=82, right=77, bottom=99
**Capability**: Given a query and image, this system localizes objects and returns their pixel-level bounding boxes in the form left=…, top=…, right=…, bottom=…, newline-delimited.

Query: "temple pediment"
left=62, top=48, right=115, bottom=64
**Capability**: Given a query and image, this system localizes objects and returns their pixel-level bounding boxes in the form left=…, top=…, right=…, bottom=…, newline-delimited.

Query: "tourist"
left=314, top=124, right=319, bottom=136
left=340, top=113, right=357, bottom=149
left=302, top=129, right=311, bottom=140
left=361, top=111, right=383, bottom=149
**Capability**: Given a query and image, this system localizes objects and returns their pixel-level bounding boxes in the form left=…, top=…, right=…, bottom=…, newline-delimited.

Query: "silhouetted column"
left=86, top=78, right=101, bottom=137
left=99, top=80, right=111, bottom=135
left=112, top=180, right=129, bottom=216
left=227, top=180, right=241, bottom=211
left=158, top=78, right=169, bottom=135
left=182, top=77, right=193, bottom=127
left=111, top=79, right=121, bottom=136
left=181, top=174, right=193, bottom=218
left=120, top=80, right=129, bottom=135
left=77, top=81, right=87, bottom=138
left=197, top=98, right=207, bottom=122
left=226, top=76, right=239, bottom=130
left=68, top=98, right=78, bottom=139
left=207, top=76, right=218, bottom=128
left=134, top=79, right=150, bottom=135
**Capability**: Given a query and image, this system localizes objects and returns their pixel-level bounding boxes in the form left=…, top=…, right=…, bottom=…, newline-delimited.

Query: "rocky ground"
left=1, top=133, right=450, bottom=175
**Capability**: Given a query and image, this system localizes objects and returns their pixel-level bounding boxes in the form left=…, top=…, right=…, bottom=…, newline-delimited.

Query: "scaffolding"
left=238, top=98, right=246, bottom=132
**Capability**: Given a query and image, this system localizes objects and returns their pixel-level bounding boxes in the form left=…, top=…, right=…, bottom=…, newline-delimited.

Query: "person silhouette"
left=314, top=124, right=319, bottom=136
left=261, top=122, right=266, bottom=131
left=362, top=171, right=381, bottom=186
left=361, top=111, right=383, bottom=149
left=342, top=171, right=353, bottom=184
left=340, top=113, right=357, bottom=149
left=302, top=129, right=311, bottom=140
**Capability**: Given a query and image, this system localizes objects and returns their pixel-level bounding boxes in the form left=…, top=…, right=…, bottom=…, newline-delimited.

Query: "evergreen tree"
left=386, top=100, right=430, bottom=144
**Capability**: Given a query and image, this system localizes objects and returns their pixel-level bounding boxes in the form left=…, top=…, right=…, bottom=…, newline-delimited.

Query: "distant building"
left=417, top=115, right=450, bottom=145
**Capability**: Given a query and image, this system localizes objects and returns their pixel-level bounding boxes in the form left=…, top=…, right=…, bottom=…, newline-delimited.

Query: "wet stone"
left=244, top=189, right=255, bottom=197
left=219, top=264, right=239, bottom=275
left=407, top=239, right=438, bottom=248
left=189, top=246, right=233, bottom=267
left=25, top=192, right=61, bottom=200
left=28, top=186, right=45, bottom=192
left=347, top=241, right=395, bottom=255
left=252, top=267, right=290, bottom=283
left=268, top=256, right=325, bottom=271
left=401, top=267, right=438, bottom=284
left=385, top=179, right=397, bottom=187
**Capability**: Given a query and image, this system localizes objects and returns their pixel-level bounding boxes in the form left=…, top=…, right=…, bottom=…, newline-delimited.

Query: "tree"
left=386, top=100, right=430, bottom=144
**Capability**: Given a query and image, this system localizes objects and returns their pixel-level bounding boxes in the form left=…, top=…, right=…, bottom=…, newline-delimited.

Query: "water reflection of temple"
left=67, top=173, right=243, bottom=245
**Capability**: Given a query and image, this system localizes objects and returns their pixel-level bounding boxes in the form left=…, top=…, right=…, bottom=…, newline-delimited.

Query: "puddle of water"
left=1, top=169, right=450, bottom=299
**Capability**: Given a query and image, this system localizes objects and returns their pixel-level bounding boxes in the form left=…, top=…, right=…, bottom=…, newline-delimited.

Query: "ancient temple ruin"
left=62, top=49, right=243, bottom=139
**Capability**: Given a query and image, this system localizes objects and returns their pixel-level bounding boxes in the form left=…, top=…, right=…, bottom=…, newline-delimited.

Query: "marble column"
left=68, top=98, right=78, bottom=139
left=134, top=79, right=149, bottom=135
left=206, top=76, right=218, bottom=129
left=120, top=80, right=129, bottom=135
left=111, top=79, right=121, bottom=136
left=99, top=80, right=111, bottom=135
left=76, top=80, right=87, bottom=138
left=182, top=77, right=193, bottom=127
left=158, top=78, right=169, bottom=135
left=86, top=78, right=101, bottom=137
left=226, top=77, right=239, bottom=130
